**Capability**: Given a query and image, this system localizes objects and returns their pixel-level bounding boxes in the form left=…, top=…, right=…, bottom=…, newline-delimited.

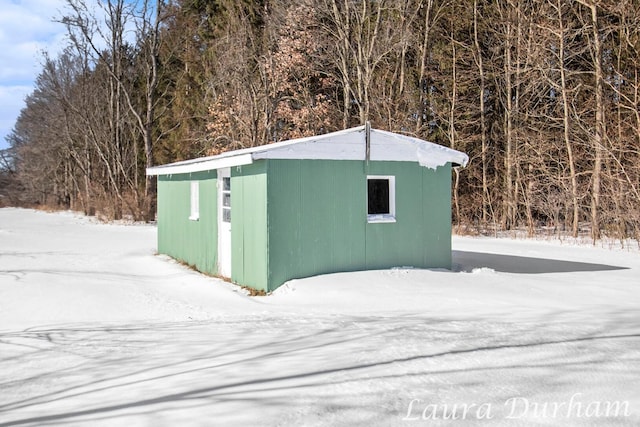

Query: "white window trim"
left=367, top=175, right=396, bottom=223
left=221, top=176, right=231, bottom=223
left=189, top=180, right=199, bottom=221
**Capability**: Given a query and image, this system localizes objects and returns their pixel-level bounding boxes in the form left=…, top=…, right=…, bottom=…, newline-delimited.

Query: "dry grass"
left=169, top=257, right=268, bottom=296
left=236, top=285, right=267, bottom=297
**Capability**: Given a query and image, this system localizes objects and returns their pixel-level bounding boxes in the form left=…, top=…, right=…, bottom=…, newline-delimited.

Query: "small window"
left=221, top=177, right=231, bottom=223
left=189, top=181, right=199, bottom=221
left=367, top=175, right=395, bottom=223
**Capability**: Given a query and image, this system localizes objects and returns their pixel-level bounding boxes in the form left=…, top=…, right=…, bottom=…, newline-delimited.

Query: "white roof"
left=146, top=125, right=469, bottom=176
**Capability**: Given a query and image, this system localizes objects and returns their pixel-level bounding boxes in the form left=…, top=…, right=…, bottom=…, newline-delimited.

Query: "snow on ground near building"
left=0, top=208, right=638, bottom=426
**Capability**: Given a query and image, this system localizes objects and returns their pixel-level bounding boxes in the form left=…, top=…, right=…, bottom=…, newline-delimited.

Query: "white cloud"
left=0, top=0, right=69, bottom=149
left=0, top=0, right=69, bottom=63
left=0, top=0, right=139, bottom=150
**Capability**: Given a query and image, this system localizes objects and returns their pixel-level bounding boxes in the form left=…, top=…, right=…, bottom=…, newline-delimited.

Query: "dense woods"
left=1, top=0, right=640, bottom=241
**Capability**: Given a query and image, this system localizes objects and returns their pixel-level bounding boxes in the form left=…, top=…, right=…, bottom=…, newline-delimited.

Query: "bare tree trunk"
left=503, top=9, right=515, bottom=230
left=144, top=28, right=158, bottom=196
left=449, top=17, right=460, bottom=224
left=84, top=135, right=93, bottom=215
left=416, top=0, right=436, bottom=134
left=328, top=0, right=352, bottom=129
left=142, top=0, right=162, bottom=220
left=449, top=29, right=457, bottom=152
left=453, top=167, right=461, bottom=227
left=635, top=69, right=640, bottom=147
left=556, top=0, right=580, bottom=237
left=580, top=1, right=604, bottom=241
left=473, top=0, right=489, bottom=225
left=108, top=0, right=124, bottom=220
left=513, top=1, right=525, bottom=232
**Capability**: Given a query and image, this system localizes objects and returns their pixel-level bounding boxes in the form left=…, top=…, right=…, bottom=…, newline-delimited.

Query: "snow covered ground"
left=0, top=208, right=638, bottom=426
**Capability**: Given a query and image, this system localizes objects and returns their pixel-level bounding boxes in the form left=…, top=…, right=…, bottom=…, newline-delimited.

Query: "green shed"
left=146, top=125, right=468, bottom=293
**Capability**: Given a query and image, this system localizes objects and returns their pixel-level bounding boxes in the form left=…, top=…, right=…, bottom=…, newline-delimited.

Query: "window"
left=189, top=181, right=199, bottom=221
left=221, top=177, right=231, bottom=223
left=367, top=176, right=395, bottom=223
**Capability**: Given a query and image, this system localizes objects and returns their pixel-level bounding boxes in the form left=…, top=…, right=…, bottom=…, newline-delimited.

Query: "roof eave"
left=146, top=153, right=254, bottom=176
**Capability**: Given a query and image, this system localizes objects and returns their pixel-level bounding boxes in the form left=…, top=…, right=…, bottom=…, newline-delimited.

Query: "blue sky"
left=0, top=0, right=69, bottom=150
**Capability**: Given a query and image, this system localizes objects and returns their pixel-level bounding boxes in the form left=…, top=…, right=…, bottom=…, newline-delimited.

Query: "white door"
left=217, top=168, right=232, bottom=277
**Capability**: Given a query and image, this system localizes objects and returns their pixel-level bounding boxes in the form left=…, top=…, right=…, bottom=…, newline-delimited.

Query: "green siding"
left=157, top=159, right=453, bottom=292
left=422, top=163, right=453, bottom=268
left=157, top=171, right=218, bottom=274
left=364, top=162, right=452, bottom=269
left=265, top=160, right=453, bottom=291
left=231, top=163, right=269, bottom=291
left=266, top=160, right=366, bottom=290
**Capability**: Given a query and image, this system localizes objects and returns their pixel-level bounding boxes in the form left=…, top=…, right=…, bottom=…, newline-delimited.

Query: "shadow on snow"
left=452, top=250, right=628, bottom=274
left=0, top=311, right=638, bottom=426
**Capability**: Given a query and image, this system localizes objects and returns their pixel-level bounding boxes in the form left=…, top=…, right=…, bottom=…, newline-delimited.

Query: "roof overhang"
left=146, top=153, right=254, bottom=176
left=146, top=125, right=469, bottom=176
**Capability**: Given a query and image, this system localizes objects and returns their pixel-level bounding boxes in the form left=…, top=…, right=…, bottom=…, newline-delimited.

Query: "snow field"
left=0, top=208, right=639, bottom=426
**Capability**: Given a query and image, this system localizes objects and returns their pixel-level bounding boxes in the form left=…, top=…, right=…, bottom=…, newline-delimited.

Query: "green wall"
left=266, top=159, right=366, bottom=290
left=231, top=163, right=269, bottom=292
left=364, top=161, right=452, bottom=270
left=265, top=159, right=452, bottom=291
left=157, top=170, right=218, bottom=274
left=156, top=160, right=453, bottom=292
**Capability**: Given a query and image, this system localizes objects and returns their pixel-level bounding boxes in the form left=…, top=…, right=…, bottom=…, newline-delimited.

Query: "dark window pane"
left=223, top=193, right=231, bottom=207
left=223, top=177, right=231, bottom=191
left=368, top=179, right=390, bottom=215
left=223, top=208, right=231, bottom=223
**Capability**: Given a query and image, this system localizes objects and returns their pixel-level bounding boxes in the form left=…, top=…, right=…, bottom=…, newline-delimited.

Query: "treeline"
left=2, top=0, right=640, bottom=240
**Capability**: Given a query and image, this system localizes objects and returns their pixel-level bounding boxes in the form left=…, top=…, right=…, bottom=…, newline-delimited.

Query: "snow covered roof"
left=146, top=125, right=469, bottom=176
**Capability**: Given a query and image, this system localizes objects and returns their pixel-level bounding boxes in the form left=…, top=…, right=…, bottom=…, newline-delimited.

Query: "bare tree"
left=7, top=0, right=640, bottom=239
left=63, top=0, right=166, bottom=219
left=575, top=0, right=605, bottom=241
left=472, top=0, right=491, bottom=225
left=319, top=0, right=402, bottom=127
